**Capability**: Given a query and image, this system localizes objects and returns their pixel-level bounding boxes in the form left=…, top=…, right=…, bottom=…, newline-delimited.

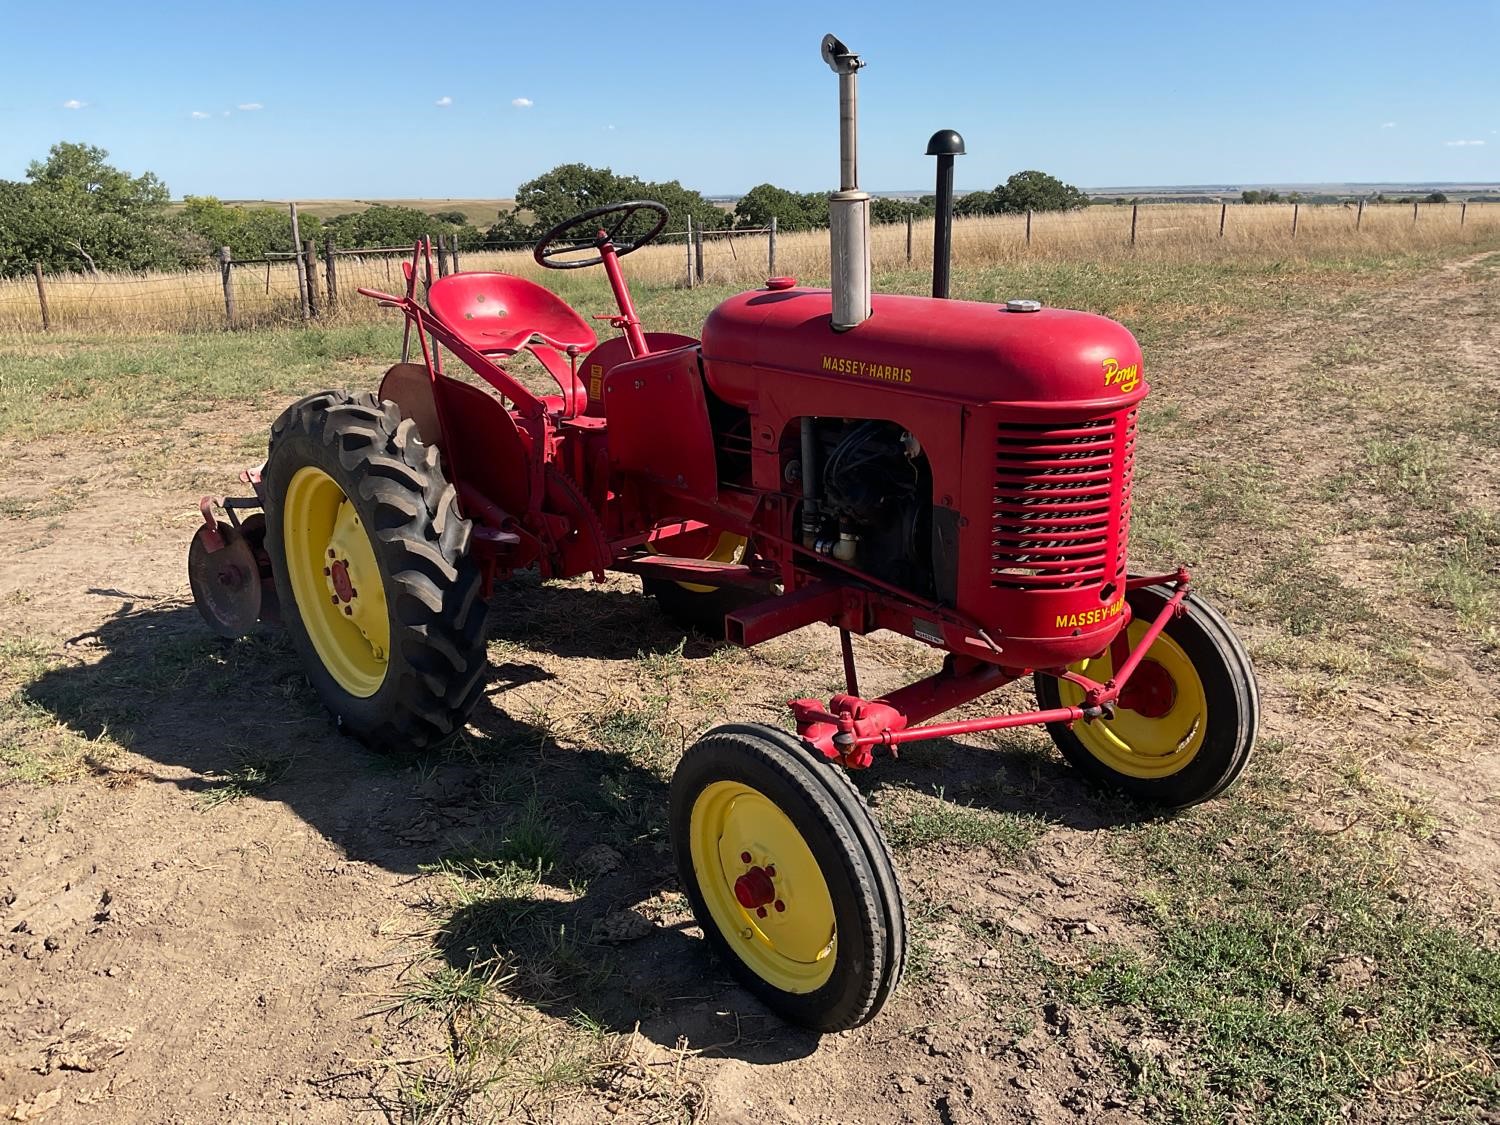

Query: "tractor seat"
left=426, top=272, right=597, bottom=355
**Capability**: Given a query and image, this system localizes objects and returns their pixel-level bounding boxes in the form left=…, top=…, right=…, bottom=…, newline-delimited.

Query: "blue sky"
left=2, top=0, right=1495, bottom=199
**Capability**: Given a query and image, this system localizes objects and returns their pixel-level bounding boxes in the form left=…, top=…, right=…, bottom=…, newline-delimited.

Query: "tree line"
left=1, top=141, right=1090, bottom=278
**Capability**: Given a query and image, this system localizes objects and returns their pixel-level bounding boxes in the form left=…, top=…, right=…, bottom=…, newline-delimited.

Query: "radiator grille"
left=989, top=412, right=1134, bottom=590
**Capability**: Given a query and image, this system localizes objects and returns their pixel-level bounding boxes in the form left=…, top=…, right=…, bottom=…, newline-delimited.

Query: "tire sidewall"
left=670, top=734, right=884, bottom=1030
left=1039, top=586, right=1257, bottom=808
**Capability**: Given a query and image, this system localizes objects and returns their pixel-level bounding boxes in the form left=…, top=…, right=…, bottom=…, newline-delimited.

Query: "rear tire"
left=263, top=390, right=488, bottom=753
left=1035, top=585, right=1258, bottom=809
left=670, top=723, right=905, bottom=1031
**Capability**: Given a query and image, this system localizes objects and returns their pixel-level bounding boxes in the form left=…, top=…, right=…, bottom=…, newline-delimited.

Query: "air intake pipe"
left=822, top=34, right=870, bottom=331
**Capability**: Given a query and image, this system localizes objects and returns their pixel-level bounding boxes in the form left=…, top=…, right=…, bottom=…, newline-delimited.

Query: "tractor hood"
left=700, top=287, right=1148, bottom=412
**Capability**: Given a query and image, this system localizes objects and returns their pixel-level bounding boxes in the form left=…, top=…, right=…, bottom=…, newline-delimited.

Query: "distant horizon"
left=194, top=179, right=1500, bottom=210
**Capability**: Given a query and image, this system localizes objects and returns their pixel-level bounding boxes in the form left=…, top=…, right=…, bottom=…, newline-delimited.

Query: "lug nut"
left=774, top=900, right=785, bottom=912
left=740, top=852, right=752, bottom=864
left=344, top=606, right=353, bottom=615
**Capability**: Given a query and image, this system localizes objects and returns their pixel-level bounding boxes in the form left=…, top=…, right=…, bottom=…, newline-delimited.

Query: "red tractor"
left=189, top=36, right=1257, bottom=1032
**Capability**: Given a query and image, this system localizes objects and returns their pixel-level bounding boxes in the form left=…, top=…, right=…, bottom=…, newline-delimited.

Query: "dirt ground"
left=1, top=254, right=1497, bottom=1123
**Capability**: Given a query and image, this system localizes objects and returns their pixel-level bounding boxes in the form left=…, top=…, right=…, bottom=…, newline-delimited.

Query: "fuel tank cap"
left=766, top=276, right=798, bottom=291
left=1004, top=299, right=1043, bottom=312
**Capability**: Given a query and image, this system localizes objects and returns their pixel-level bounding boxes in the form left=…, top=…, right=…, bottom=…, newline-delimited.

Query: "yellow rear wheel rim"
left=689, top=781, right=837, bottom=994
left=650, top=531, right=746, bottom=595
left=1057, top=621, right=1207, bottom=779
left=282, top=466, right=390, bottom=698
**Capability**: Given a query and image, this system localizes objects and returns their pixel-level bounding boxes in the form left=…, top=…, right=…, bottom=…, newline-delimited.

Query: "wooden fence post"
left=1412, top=200, right=1419, bottom=224
left=1129, top=203, right=1138, bottom=247
left=768, top=215, right=777, bottom=275
left=32, top=262, right=50, bottom=331
left=436, top=235, right=450, bottom=278
left=1219, top=202, right=1227, bottom=238
left=303, top=240, right=320, bottom=317
left=905, top=212, right=913, bottom=264
left=449, top=233, right=461, bottom=274
left=218, top=248, right=235, bottom=329
left=1460, top=201, right=1467, bottom=227
left=685, top=215, right=694, bottom=288
left=323, top=237, right=338, bottom=313
left=694, top=228, right=704, bottom=283
left=1356, top=199, right=1364, bottom=230
left=289, top=203, right=309, bottom=320
left=1291, top=203, right=1299, bottom=239
left=1025, top=208, right=1032, bottom=246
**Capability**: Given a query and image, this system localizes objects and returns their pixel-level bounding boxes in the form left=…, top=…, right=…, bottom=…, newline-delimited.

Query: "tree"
left=733, top=183, right=825, bottom=231
left=493, top=163, right=729, bottom=245
left=954, top=189, right=999, bottom=217
left=5, top=142, right=186, bottom=274
left=870, top=197, right=933, bottom=224
left=1425, top=191, right=1448, bottom=203
left=992, top=170, right=1088, bottom=213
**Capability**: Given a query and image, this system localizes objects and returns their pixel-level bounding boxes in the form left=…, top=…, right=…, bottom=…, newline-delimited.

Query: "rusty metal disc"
left=188, top=521, right=262, bottom=638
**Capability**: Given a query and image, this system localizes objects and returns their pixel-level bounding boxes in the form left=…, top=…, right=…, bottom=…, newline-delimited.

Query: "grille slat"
left=990, top=412, right=1135, bottom=590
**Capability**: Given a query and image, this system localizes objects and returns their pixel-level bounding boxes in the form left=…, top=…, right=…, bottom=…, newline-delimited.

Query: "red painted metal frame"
left=789, top=568, right=1191, bottom=768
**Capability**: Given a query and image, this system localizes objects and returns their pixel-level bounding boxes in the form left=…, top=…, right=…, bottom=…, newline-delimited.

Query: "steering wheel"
left=533, top=201, right=670, bottom=270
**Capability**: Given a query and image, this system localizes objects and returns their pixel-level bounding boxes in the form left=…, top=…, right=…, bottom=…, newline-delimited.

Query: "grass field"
left=1, top=201, right=1495, bottom=335
left=0, top=243, right=1497, bottom=1122
left=210, top=197, right=519, bottom=224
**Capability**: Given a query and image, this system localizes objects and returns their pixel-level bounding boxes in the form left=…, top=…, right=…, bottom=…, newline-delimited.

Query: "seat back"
left=426, top=272, right=597, bottom=355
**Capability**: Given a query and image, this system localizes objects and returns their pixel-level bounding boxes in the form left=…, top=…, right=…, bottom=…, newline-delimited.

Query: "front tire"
left=1035, top=585, right=1258, bottom=809
left=670, top=724, right=906, bottom=1031
left=263, top=390, right=488, bottom=753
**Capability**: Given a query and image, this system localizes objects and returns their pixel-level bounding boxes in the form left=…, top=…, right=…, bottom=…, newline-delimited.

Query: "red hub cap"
left=329, top=559, right=354, bottom=603
left=733, top=865, right=777, bottom=911
left=1117, top=658, right=1177, bottom=719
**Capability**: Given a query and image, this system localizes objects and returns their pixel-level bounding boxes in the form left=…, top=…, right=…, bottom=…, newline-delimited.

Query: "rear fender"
left=378, top=363, right=532, bottom=518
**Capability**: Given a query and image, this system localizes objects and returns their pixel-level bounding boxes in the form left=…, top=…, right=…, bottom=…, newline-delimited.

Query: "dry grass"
left=2, top=202, right=1495, bottom=335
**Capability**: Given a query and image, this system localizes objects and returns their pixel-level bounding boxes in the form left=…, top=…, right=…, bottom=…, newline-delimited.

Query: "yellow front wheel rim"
left=689, top=781, right=836, bottom=994
left=282, top=466, right=390, bottom=698
left=1057, top=621, right=1207, bottom=779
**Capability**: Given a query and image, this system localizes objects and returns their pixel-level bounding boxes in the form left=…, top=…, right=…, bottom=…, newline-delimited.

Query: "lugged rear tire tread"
left=263, top=390, right=488, bottom=754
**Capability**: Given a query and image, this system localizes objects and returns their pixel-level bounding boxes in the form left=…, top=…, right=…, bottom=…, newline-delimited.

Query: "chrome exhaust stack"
left=822, top=34, right=871, bottom=332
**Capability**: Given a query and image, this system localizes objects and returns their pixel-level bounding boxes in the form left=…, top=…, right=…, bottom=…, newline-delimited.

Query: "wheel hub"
left=733, top=863, right=785, bottom=918
left=1117, top=657, right=1176, bottom=719
left=328, top=558, right=355, bottom=602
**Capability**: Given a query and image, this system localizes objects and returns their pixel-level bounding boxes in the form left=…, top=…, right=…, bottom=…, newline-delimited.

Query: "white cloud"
left=62, top=98, right=87, bottom=110
left=603, top=124, right=616, bottom=131
left=1444, top=139, right=1485, bottom=146
left=1380, top=121, right=1396, bottom=128
left=511, top=97, right=533, bottom=108
left=237, top=102, right=263, bottom=111
left=190, top=110, right=211, bottom=119
left=435, top=95, right=453, bottom=107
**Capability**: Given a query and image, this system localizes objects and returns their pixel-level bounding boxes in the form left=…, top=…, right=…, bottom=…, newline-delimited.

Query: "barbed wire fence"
left=0, top=201, right=1491, bottom=335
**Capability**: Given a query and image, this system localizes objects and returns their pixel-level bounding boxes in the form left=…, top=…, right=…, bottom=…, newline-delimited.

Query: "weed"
left=197, top=753, right=294, bottom=808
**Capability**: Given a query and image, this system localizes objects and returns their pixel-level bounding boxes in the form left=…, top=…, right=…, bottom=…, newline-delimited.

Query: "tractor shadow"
left=21, top=582, right=819, bottom=1062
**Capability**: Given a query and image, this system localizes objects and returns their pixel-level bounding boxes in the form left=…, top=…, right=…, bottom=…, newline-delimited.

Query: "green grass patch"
left=1066, top=789, right=1500, bottom=1122
left=879, top=786, right=1048, bottom=859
